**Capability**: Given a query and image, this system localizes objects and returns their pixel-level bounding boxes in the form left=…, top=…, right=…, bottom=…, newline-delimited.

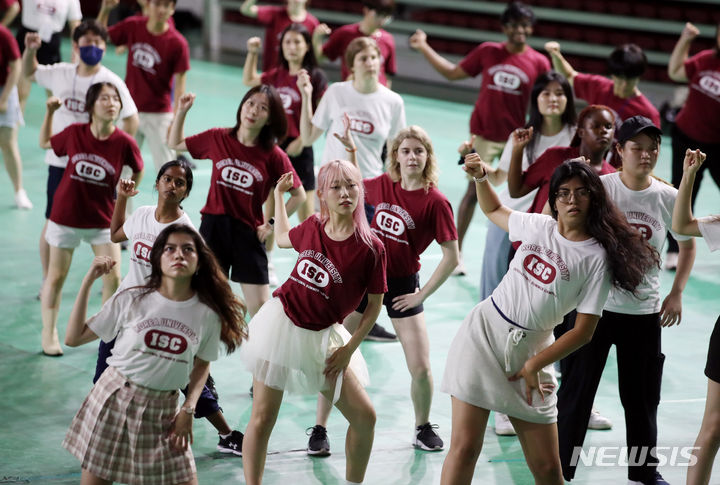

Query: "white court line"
left=663, top=398, right=707, bottom=403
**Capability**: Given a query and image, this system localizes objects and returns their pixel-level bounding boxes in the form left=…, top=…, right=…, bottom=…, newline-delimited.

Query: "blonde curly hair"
left=386, top=126, right=439, bottom=191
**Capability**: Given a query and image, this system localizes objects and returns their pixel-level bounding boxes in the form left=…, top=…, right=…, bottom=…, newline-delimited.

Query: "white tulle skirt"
left=240, top=298, right=369, bottom=400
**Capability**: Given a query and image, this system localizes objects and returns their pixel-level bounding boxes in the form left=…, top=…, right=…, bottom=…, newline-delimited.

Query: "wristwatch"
left=181, top=405, right=195, bottom=415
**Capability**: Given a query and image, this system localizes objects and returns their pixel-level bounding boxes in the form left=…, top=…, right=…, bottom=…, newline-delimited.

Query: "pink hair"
left=316, top=160, right=377, bottom=254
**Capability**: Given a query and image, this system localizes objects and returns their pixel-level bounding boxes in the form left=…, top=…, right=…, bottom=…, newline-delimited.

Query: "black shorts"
left=45, top=165, right=65, bottom=219
left=17, top=26, right=62, bottom=65
left=200, top=213, right=269, bottom=285
left=282, top=139, right=315, bottom=191
left=706, top=314, right=720, bottom=383
left=356, top=273, right=423, bottom=319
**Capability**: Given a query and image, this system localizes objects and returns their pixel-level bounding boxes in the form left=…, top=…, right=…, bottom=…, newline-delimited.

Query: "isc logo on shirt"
left=221, top=166, right=254, bottom=188
left=523, top=254, right=556, bottom=284
left=493, top=70, right=521, bottom=90
left=375, top=211, right=405, bottom=236
left=132, top=43, right=161, bottom=73
left=75, top=161, right=106, bottom=181
left=699, top=75, right=720, bottom=97
left=297, top=259, right=329, bottom=288
left=630, top=223, right=652, bottom=241
left=349, top=118, right=375, bottom=135
left=134, top=241, right=153, bottom=262
left=64, top=97, right=86, bottom=114
left=145, top=330, right=188, bottom=354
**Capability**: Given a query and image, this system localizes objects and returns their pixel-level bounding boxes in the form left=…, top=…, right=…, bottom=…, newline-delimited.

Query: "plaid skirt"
left=62, top=366, right=196, bottom=485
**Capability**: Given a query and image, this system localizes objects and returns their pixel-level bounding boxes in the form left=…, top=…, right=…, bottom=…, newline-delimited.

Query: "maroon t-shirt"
left=459, top=42, right=550, bottom=142
left=0, top=0, right=16, bottom=9
left=322, top=23, right=396, bottom=87
left=523, top=146, right=616, bottom=215
left=675, top=49, right=720, bottom=144
left=364, top=174, right=457, bottom=278
left=108, top=17, right=190, bottom=113
left=573, top=73, right=660, bottom=127
left=50, top=123, right=144, bottom=228
left=274, top=216, right=387, bottom=331
left=256, top=6, right=319, bottom=72
left=0, top=24, right=19, bottom=87
left=186, top=128, right=300, bottom=228
left=261, top=66, right=327, bottom=139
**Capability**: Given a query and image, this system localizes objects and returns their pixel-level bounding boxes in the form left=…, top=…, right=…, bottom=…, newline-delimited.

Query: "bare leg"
left=687, top=378, right=720, bottom=485
left=240, top=283, right=270, bottom=317
left=391, top=313, right=433, bottom=426
left=315, top=311, right=364, bottom=428
left=92, top=243, right=121, bottom=303
left=41, top=245, right=74, bottom=355
left=242, top=379, right=284, bottom=485
left=321, top=369, right=376, bottom=483
left=0, top=126, right=28, bottom=203
left=80, top=469, right=112, bottom=485
left=509, top=416, right=564, bottom=485
left=440, top=397, right=489, bottom=485
left=206, top=410, right=233, bottom=435
left=17, top=76, right=30, bottom=113
left=40, top=220, right=50, bottom=282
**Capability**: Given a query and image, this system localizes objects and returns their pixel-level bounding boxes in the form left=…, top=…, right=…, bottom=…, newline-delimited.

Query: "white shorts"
left=45, top=221, right=112, bottom=249
left=0, top=87, right=24, bottom=128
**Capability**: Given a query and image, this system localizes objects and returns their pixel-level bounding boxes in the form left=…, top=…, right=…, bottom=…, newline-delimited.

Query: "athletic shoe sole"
left=307, top=448, right=331, bottom=456
left=413, top=440, right=444, bottom=451
left=217, top=445, right=242, bottom=456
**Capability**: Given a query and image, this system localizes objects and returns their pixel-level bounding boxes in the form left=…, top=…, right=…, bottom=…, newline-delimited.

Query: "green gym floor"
left=1, top=40, right=720, bottom=485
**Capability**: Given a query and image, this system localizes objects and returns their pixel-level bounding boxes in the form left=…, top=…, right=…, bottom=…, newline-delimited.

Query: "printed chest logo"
left=297, top=258, right=330, bottom=288
left=349, top=117, right=375, bottom=135
left=523, top=254, right=557, bottom=284
left=699, top=74, right=720, bottom=97
left=493, top=70, right=521, bottom=90
left=75, top=161, right=106, bottom=181
left=630, top=223, right=652, bottom=241
left=375, top=210, right=406, bottom=236
left=36, top=1, right=57, bottom=15
left=64, top=97, right=85, bottom=114
left=131, top=43, right=162, bottom=74
left=144, top=330, right=188, bottom=354
left=221, top=166, right=254, bottom=188
left=133, top=241, right=152, bottom=263
left=277, top=87, right=299, bottom=112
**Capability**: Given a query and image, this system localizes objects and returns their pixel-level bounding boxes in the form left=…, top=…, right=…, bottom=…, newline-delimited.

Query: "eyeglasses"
left=556, top=187, right=590, bottom=202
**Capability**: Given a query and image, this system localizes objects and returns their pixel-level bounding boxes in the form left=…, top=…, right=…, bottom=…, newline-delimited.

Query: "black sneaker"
left=364, top=323, right=397, bottom=342
left=306, top=425, right=330, bottom=456
left=413, top=423, right=444, bottom=451
left=206, top=374, right=219, bottom=400
left=217, top=430, right=243, bottom=456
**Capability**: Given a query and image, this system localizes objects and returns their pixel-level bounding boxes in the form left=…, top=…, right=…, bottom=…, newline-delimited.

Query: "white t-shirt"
left=88, top=289, right=221, bottom=390
left=497, top=125, right=575, bottom=211
left=699, top=216, right=720, bottom=252
left=312, top=81, right=406, bottom=178
left=21, top=0, right=82, bottom=39
left=601, top=173, right=692, bottom=314
left=35, top=63, right=138, bottom=168
left=491, top=212, right=611, bottom=331
left=118, top=205, right=195, bottom=291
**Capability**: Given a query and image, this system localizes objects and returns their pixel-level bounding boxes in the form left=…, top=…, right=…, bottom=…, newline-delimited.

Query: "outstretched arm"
left=544, top=41, right=577, bottom=86
left=273, top=172, right=296, bottom=248
left=243, top=37, right=263, bottom=87
left=21, top=32, right=41, bottom=81
left=65, top=257, right=117, bottom=346
left=40, top=97, right=62, bottom=149
left=240, top=0, right=259, bottom=18
left=506, top=128, right=535, bottom=197
left=110, top=179, right=140, bottom=242
left=409, top=29, right=469, bottom=81
left=668, top=22, right=699, bottom=82
left=297, top=69, right=324, bottom=146
left=1, top=1, right=19, bottom=27
left=672, top=148, right=706, bottom=236
left=464, top=152, right=512, bottom=231
left=97, top=0, right=119, bottom=27
left=167, top=92, right=195, bottom=151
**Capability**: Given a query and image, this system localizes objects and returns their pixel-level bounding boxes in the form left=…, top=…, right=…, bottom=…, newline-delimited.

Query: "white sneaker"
left=267, top=261, right=279, bottom=287
left=14, top=189, right=33, bottom=210
left=451, top=256, right=466, bottom=276
left=664, top=252, right=678, bottom=271
left=494, top=412, right=517, bottom=436
left=588, top=407, right=612, bottom=430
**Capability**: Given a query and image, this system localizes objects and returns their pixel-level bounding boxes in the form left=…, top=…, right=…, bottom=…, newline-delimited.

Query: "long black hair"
left=142, top=224, right=247, bottom=353
left=525, top=70, right=576, bottom=163
left=230, top=85, right=288, bottom=151
left=548, top=161, right=660, bottom=294
left=278, top=23, right=328, bottom=110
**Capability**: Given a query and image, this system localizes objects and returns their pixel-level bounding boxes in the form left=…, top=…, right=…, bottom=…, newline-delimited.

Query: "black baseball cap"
left=616, top=115, right=662, bottom=144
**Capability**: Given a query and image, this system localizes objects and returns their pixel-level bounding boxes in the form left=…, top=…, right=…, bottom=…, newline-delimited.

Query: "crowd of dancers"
left=3, top=0, right=720, bottom=484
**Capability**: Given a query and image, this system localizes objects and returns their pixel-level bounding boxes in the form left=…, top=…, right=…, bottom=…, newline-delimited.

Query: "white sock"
left=219, top=432, right=232, bottom=439
left=346, top=481, right=362, bottom=485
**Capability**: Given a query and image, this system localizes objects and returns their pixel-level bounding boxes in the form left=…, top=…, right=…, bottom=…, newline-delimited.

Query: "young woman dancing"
left=168, top=85, right=306, bottom=317
left=62, top=224, right=246, bottom=485
left=241, top=162, right=387, bottom=485
left=671, top=148, right=718, bottom=485
left=39, top=82, right=144, bottom=356
left=441, top=158, right=658, bottom=485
